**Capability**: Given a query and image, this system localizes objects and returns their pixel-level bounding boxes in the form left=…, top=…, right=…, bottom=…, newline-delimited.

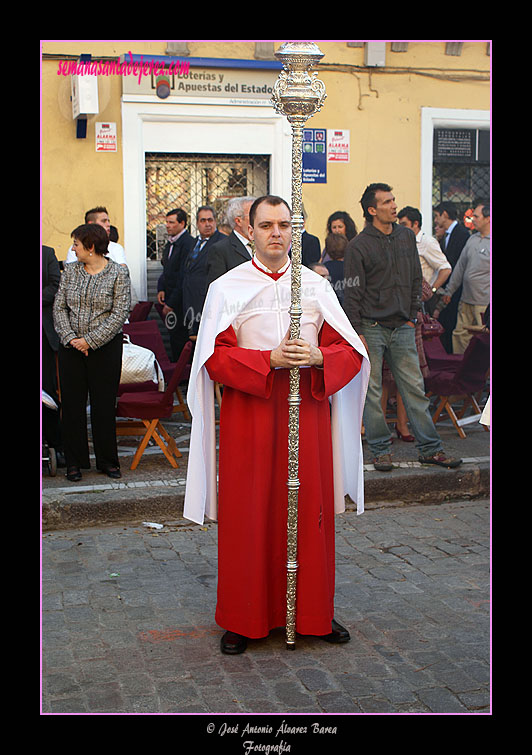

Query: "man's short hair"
left=249, top=195, right=292, bottom=227
left=225, top=196, right=255, bottom=229
left=196, top=205, right=216, bottom=220
left=166, top=208, right=188, bottom=225
left=474, top=199, right=490, bottom=217
left=85, top=206, right=108, bottom=223
left=71, top=223, right=109, bottom=256
left=434, top=201, right=458, bottom=220
left=360, top=183, right=393, bottom=223
left=398, top=205, right=422, bottom=227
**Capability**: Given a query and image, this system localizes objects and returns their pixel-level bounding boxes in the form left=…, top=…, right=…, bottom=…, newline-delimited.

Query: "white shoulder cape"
left=183, top=260, right=369, bottom=525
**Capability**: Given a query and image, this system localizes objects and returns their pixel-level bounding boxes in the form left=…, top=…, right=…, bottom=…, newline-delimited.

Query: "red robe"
left=205, top=318, right=362, bottom=639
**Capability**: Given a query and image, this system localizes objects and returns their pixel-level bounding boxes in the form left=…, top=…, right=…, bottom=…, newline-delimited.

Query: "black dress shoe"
left=322, top=619, right=350, bottom=644
left=102, top=467, right=121, bottom=479
left=66, top=466, right=82, bottom=482
left=220, top=630, right=248, bottom=655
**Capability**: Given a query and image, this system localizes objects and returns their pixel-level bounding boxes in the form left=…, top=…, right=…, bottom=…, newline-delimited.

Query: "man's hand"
left=162, top=304, right=173, bottom=317
left=157, top=291, right=165, bottom=306
left=270, top=331, right=323, bottom=369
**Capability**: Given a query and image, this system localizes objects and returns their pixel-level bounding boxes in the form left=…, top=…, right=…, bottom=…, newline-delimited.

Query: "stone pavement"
left=41, top=497, right=490, bottom=717
left=41, top=404, right=490, bottom=530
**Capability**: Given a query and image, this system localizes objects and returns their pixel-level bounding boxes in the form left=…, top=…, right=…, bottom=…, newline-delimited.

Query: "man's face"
left=234, top=201, right=253, bottom=240
left=370, top=190, right=397, bottom=226
left=398, top=216, right=413, bottom=230
left=398, top=215, right=420, bottom=233
left=434, top=221, right=445, bottom=240
left=313, top=264, right=331, bottom=280
left=472, top=205, right=489, bottom=235
left=165, top=214, right=185, bottom=236
left=434, top=210, right=451, bottom=230
left=90, top=212, right=111, bottom=237
left=249, top=201, right=292, bottom=270
left=197, top=210, right=216, bottom=238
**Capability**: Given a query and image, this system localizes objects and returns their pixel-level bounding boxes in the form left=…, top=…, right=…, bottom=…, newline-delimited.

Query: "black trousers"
left=58, top=334, right=123, bottom=470
left=168, top=320, right=190, bottom=362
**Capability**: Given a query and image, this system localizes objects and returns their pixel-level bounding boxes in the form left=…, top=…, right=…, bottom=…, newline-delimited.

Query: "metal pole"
left=271, top=42, right=327, bottom=650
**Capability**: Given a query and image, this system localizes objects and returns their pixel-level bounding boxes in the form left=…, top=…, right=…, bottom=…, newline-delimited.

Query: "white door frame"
left=420, top=107, right=490, bottom=236
left=121, top=99, right=292, bottom=299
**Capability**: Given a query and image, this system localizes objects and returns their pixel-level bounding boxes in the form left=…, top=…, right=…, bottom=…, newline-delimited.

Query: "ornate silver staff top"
left=271, top=42, right=327, bottom=650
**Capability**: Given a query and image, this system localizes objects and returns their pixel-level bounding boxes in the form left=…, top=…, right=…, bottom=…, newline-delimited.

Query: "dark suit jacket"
left=182, top=230, right=224, bottom=334
left=439, top=222, right=470, bottom=352
left=288, top=231, right=321, bottom=267
left=206, top=231, right=252, bottom=289
left=42, top=245, right=61, bottom=351
left=302, top=230, right=321, bottom=267
left=157, top=231, right=195, bottom=314
left=441, top=222, right=470, bottom=269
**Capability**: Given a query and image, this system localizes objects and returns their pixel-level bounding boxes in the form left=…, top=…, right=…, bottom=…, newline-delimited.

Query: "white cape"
left=183, top=260, right=370, bottom=525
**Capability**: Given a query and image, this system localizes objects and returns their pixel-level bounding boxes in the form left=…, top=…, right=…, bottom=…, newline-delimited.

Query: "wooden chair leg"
left=432, top=396, right=447, bottom=424
left=130, top=418, right=159, bottom=470
left=117, top=418, right=182, bottom=469
left=444, top=400, right=467, bottom=439
left=172, top=387, right=191, bottom=421
left=149, top=422, right=179, bottom=468
left=156, top=421, right=182, bottom=461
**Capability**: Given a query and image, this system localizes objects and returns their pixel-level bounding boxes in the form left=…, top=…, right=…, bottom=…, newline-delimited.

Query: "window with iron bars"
left=145, top=152, right=270, bottom=259
left=432, top=128, right=490, bottom=229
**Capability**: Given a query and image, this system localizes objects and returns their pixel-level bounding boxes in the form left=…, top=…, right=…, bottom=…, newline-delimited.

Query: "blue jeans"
left=359, top=319, right=443, bottom=458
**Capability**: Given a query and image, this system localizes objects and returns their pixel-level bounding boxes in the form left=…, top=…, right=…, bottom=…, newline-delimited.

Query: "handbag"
left=120, top=335, right=164, bottom=391
left=419, top=311, right=445, bottom=340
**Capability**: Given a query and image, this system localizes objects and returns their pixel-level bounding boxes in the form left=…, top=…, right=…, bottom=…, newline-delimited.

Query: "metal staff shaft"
left=285, top=118, right=304, bottom=650
left=271, top=42, right=327, bottom=650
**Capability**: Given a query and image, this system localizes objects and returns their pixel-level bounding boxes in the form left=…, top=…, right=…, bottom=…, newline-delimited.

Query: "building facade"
left=41, top=40, right=491, bottom=300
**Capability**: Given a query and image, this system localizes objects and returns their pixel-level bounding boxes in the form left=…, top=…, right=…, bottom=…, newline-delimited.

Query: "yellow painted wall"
left=41, top=40, right=490, bottom=259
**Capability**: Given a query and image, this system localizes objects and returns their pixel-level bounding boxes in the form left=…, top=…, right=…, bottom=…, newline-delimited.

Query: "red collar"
left=251, top=258, right=288, bottom=281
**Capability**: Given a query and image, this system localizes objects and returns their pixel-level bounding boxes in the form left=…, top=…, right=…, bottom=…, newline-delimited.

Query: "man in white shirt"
left=65, top=207, right=128, bottom=267
left=398, top=206, right=451, bottom=291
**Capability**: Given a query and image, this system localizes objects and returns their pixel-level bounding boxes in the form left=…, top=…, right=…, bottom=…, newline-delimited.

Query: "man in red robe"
left=184, top=196, right=369, bottom=654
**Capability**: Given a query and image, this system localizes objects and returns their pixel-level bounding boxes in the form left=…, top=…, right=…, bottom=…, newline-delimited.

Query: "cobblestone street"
left=41, top=497, right=490, bottom=718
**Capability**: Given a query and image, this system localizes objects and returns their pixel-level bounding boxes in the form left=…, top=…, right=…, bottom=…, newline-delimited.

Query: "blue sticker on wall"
left=302, top=128, right=327, bottom=183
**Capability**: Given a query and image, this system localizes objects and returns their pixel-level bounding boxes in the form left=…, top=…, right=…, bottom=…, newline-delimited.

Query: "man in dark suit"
left=42, top=245, right=64, bottom=462
left=206, top=196, right=255, bottom=288
left=300, top=204, right=321, bottom=267
left=302, top=227, right=321, bottom=267
left=433, top=202, right=470, bottom=353
left=157, top=208, right=195, bottom=359
left=183, top=206, right=223, bottom=337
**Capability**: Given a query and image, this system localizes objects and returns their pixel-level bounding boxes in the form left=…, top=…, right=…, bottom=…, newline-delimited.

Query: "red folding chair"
left=122, top=320, right=191, bottom=420
left=425, top=333, right=490, bottom=439
left=128, top=301, right=153, bottom=322
left=423, top=336, right=463, bottom=372
left=116, top=341, right=193, bottom=469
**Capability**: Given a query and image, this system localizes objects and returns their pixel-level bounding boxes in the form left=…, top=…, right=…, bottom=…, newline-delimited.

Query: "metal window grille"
left=145, top=152, right=270, bottom=259
left=432, top=128, right=490, bottom=224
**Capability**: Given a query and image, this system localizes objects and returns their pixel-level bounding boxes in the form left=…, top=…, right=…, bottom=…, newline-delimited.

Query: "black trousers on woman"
left=58, top=334, right=123, bottom=471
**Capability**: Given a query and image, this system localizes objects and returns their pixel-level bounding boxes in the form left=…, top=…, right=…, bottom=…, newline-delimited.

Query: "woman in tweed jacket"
left=53, top=223, right=131, bottom=481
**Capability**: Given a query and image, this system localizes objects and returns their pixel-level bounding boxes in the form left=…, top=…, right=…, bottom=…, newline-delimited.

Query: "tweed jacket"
left=53, top=260, right=131, bottom=350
